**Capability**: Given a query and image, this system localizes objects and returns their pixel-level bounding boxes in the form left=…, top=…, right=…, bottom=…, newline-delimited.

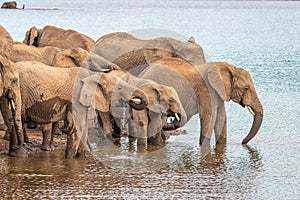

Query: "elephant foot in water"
left=8, top=147, right=28, bottom=158
left=148, top=131, right=170, bottom=145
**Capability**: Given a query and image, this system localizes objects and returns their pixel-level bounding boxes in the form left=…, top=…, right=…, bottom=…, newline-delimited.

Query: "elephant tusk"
left=247, top=106, right=255, bottom=116
left=175, top=113, right=180, bottom=121
left=130, top=97, right=142, bottom=105
left=10, top=100, right=15, bottom=110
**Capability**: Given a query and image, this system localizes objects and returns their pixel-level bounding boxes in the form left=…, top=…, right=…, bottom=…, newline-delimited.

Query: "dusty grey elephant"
left=92, top=31, right=206, bottom=76
left=23, top=25, right=95, bottom=51
left=105, top=69, right=187, bottom=146
left=138, top=58, right=263, bottom=145
left=0, top=56, right=27, bottom=157
left=16, top=61, right=149, bottom=157
left=91, top=32, right=263, bottom=145
left=81, top=53, right=187, bottom=146
left=9, top=42, right=88, bottom=67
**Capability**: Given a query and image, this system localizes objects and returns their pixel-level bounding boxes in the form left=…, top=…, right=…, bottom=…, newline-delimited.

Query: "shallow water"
left=1, top=0, right=300, bottom=199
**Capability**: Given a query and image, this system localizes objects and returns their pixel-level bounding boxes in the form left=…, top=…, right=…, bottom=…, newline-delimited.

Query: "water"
left=1, top=1, right=300, bottom=199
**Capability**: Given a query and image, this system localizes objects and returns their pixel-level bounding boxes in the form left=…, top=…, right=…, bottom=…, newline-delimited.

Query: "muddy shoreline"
left=0, top=128, right=186, bottom=157
left=0, top=128, right=67, bottom=157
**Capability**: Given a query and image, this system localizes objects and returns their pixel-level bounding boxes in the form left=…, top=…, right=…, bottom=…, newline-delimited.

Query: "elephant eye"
left=245, top=86, right=249, bottom=91
left=169, top=98, right=175, bottom=103
left=12, top=78, right=18, bottom=84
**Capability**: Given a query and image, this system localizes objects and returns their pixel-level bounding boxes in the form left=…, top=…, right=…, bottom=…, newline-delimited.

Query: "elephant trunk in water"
left=9, top=99, right=23, bottom=149
left=242, top=95, right=263, bottom=144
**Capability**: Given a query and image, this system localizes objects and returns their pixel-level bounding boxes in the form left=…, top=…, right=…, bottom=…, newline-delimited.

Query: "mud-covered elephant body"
left=23, top=25, right=95, bottom=51
left=16, top=61, right=148, bottom=157
left=139, top=58, right=263, bottom=145
left=0, top=56, right=26, bottom=157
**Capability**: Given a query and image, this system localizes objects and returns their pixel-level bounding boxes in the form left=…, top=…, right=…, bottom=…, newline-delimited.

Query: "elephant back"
left=90, top=32, right=206, bottom=75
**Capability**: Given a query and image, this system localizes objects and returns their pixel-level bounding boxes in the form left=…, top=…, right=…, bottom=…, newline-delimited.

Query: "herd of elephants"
left=0, top=25, right=263, bottom=158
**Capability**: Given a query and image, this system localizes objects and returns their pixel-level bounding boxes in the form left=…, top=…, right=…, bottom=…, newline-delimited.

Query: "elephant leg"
left=65, top=126, right=87, bottom=158
left=137, top=126, right=147, bottom=146
left=98, top=112, right=113, bottom=140
left=3, top=130, right=10, bottom=140
left=112, top=121, right=120, bottom=135
left=215, top=104, right=227, bottom=144
left=1, top=100, right=27, bottom=157
left=53, top=122, right=62, bottom=135
left=65, top=128, right=78, bottom=158
left=127, top=121, right=137, bottom=143
left=130, top=109, right=148, bottom=146
left=0, top=112, right=7, bottom=131
left=147, top=131, right=162, bottom=145
left=41, top=123, right=54, bottom=151
left=23, top=126, right=30, bottom=143
left=199, top=104, right=216, bottom=146
left=7, top=123, right=28, bottom=158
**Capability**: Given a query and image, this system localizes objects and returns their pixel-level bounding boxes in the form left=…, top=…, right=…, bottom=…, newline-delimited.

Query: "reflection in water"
left=0, top=142, right=263, bottom=199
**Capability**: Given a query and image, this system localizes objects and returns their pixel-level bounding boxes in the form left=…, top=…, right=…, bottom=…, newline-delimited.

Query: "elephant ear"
left=23, top=26, right=39, bottom=46
left=79, top=74, right=109, bottom=112
left=144, top=83, right=163, bottom=113
left=81, top=53, right=120, bottom=72
left=207, top=63, right=230, bottom=101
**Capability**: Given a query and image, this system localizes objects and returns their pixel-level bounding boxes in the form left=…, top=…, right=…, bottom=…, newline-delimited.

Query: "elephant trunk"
left=242, top=96, right=263, bottom=144
left=9, top=99, right=23, bottom=149
left=128, top=89, right=149, bottom=110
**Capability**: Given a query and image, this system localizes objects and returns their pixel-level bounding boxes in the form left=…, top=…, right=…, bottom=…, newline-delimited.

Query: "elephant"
left=9, top=42, right=88, bottom=67
left=1, top=1, right=17, bottom=9
left=138, top=58, right=263, bottom=145
left=0, top=56, right=27, bottom=157
left=0, top=25, right=13, bottom=59
left=8, top=42, right=61, bottom=65
left=52, top=47, right=89, bottom=68
left=23, top=25, right=95, bottom=51
left=92, top=32, right=206, bottom=76
left=105, top=69, right=187, bottom=146
left=15, top=61, right=149, bottom=158
left=81, top=53, right=187, bottom=146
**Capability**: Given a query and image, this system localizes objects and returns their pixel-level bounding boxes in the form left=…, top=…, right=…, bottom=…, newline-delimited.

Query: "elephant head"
left=0, top=56, right=25, bottom=155
left=137, top=82, right=187, bottom=129
left=23, top=25, right=95, bottom=51
left=23, top=26, right=39, bottom=46
left=207, top=62, right=263, bottom=144
left=79, top=71, right=149, bottom=116
left=1, top=1, right=17, bottom=9
left=0, top=56, right=20, bottom=102
left=53, top=48, right=89, bottom=68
